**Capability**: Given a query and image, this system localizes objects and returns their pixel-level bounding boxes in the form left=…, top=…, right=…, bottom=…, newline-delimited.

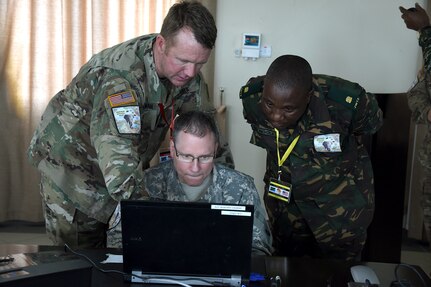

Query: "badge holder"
left=268, top=178, right=292, bottom=202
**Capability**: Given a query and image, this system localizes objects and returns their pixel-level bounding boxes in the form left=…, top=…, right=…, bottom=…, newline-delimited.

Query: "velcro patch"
left=112, top=106, right=140, bottom=134
left=107, top=90, right=136, bottom=107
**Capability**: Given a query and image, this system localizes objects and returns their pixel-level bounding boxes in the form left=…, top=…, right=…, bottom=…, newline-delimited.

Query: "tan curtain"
left=0, top=0, right=177, bottom=223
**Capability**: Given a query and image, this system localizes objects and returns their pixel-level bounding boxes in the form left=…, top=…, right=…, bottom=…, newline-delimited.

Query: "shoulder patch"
left=107, top=90, right=137, bottom=107
left=315, top=74, right=362, bottom=111
left=239, top=79, right=264, bottom=99
left=112, top=106, right=141, bottom=134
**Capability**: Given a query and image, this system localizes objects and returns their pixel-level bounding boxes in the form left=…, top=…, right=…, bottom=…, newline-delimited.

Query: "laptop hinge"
left=130, top=271, right=243, bottom=287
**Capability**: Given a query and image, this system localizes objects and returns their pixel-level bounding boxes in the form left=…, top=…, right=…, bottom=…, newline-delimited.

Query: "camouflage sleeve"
left=136, top=161, right=172, bottom=199
left=240, top=76, right=266, bottom=148
left=410, top=27, right=431, bottom=124
left=179, top=73, right=235, bottom=169
left=249, top=193, right=274, bottom=256
left=351, top=90, right=383, bottom=135
left=419, top=27, right=431, bottom=73
left=235, top=173, right=273, bottom=255
left=106, top=164, right=159, bottom=248
left=407, top=76, right=431, bottom=124
left=93, top=135, right=142, bottom=201
left=90, top=75, right=151, bottom=212
left=106, top=202, right=122, bottom=248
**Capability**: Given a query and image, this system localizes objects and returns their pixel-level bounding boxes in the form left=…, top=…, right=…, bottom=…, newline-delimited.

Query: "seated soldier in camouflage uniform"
left=240, top=55, right=383, bottom=260
left=107, top=111, right=273, bottom=255
left=26, top=1, right=233, bottom=249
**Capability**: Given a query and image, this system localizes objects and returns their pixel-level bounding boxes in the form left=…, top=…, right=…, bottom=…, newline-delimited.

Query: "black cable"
left=63, top=244, right=232, bottom=287
left=64, top=243, right=126, bottom=276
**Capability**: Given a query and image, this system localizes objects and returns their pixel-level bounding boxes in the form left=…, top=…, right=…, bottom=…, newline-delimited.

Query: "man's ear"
left=155, top=35, right=166, bottom=54
left=169, top=139, right=175, bottom=157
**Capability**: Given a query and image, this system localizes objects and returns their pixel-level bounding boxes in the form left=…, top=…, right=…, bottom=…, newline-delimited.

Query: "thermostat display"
left=242, top=33, right=261, bottom=59
left=243, top=34, right=260, bottom=48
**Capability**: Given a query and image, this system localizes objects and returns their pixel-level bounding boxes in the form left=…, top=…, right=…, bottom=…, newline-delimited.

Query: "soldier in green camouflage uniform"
left=27, top=1, right=233, bottom=249
left=400, top=3, right=431, bottom=243
left=107, top=111, right=273, bottom=255
left=240, top=55, right=383, bottom=260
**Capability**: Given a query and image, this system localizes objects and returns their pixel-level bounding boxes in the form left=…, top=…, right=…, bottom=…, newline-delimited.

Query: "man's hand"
left=400, top=3, right=430, bottom=31
left=427, top=108, right=431, bottom=123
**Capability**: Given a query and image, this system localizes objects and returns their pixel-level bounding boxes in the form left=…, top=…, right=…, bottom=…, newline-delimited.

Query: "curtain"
left=0, top=0, right=178, bottom=223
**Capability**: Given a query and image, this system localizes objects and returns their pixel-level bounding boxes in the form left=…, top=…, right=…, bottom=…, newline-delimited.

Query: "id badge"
left=268, top=178, right=292, bottom=202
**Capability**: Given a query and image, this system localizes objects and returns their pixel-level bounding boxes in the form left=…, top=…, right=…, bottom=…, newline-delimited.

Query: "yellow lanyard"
left=274, top=128, right=300, bottom=180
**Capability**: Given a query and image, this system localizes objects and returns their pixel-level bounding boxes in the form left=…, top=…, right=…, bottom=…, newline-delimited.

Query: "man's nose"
left=271, top=110, right=284, bottom=121
left=190, top=158, right=201, bottom=171
left=184, top=63, right=198, bottom=78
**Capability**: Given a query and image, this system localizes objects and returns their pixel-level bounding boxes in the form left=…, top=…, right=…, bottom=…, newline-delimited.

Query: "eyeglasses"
left=174, top=143, right=215, bottom=164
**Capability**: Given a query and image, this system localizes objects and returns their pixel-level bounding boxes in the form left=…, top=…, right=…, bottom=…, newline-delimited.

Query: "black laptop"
left=120, top=200, right=254, bottom=287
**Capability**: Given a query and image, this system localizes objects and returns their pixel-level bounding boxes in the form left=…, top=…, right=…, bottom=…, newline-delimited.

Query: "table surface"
left=1, top=244, right=430, bottom=287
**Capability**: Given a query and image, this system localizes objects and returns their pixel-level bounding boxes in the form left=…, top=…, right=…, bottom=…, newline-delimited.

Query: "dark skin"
left=399, top=3, right=430, bottom=31
left=400, top=3, right=431, bottom=123
left=261, top=82, right=312, bottom=130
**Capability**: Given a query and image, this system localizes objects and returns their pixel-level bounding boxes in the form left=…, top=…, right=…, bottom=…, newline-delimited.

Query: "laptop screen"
left=121, top=200, right=254, bottom=282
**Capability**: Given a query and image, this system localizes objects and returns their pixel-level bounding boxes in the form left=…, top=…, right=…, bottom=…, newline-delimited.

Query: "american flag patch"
left=107, top=91, right=136, bottom=107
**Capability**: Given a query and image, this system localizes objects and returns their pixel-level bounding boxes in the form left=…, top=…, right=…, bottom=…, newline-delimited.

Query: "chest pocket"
left=291, top=130, right=357, bottom=187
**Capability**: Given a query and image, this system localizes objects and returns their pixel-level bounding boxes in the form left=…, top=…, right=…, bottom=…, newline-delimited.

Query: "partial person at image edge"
left=400, top=3, right=431, bottom=244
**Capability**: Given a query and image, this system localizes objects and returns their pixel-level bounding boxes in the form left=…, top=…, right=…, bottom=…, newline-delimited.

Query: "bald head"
left=261, top=55, right=313, bottom=129
left=265, top=55, right=313, bottom=93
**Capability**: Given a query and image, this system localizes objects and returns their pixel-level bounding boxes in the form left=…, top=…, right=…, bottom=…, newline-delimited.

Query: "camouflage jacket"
left=27, top=34, right=233, bottom=223
left=240, top=75, right=383, bottom=234
left=420, top=27, right=431, bottom=74
left=107, top=161, right=273, bottom=255
left=407, top=27, right=431, bottom=168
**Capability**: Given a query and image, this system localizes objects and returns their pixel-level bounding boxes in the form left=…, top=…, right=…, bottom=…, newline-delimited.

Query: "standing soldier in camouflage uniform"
left=106, top=111, right=273, bottom=255
left=27, top=1, right=233, bottom=249
left=240, top=55, right=383, bottom=260
left=400, top=3, right=431, bottom=243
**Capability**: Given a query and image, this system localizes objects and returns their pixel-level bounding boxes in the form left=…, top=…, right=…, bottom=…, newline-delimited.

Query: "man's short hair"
left=172, top=111, right=219, bottom=146
left=160, top=1, right=217, bottom=49
left=265, top=55, right=313, bottom=93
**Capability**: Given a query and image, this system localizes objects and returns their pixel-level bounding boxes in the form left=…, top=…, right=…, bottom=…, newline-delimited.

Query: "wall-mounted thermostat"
left=242, top=33, right=261, bottom=59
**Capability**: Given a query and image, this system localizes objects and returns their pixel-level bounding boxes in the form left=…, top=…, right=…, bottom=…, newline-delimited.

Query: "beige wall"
left=213, top=0, right=424, bottom=194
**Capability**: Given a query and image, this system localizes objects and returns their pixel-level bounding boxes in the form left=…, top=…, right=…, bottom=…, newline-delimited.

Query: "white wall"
left=213, top=0, right=424, bottom=194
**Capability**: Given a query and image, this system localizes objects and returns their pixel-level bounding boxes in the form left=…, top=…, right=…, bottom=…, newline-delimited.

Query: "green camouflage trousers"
left=264, top=191, right=366, bottom=261
left=41, top=174, right=107, bottom=249
left=422, top=170, right=431, bottom=243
